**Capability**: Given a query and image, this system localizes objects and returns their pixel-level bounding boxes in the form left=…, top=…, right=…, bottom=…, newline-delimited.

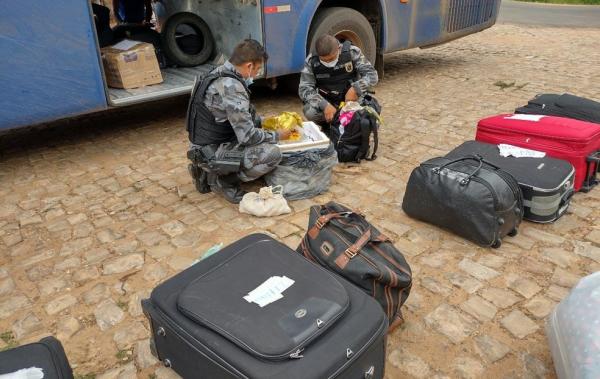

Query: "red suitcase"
left=476, top=114, right=600, bottom=192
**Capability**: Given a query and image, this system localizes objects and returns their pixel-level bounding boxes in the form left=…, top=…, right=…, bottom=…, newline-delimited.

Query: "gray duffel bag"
left=265, top=143, right=338, bottom=200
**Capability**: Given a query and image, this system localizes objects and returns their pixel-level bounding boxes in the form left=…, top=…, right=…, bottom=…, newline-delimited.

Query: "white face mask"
left=319, top=57, right=338, bottom=68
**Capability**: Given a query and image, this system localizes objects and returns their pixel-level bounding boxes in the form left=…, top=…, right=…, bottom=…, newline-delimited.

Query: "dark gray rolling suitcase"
left=0, top=337, right=74, bottom=379
left=446, top=141, right=575, bottom=223
left=515, top=93, right=600, bottom=124
left=142, top=234, right=387, bottom=379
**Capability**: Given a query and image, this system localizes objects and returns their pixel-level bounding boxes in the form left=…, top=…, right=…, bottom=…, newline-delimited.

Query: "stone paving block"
left=73, top=266, right=101, bottom=284
left=585, top=229, right=600, bottom=245
left=56, top=316, right=81, bottom=340
left=420, top=252, right=448, bottom=269
left=460, top=295, right=497, bottom=322
left=38, top=277, right=67, bottom=296
left=83, top=283, right=111, bottom=305
left=425, top=304, right=479, bottom=344
left=97, top=362, right=136, bottom=379
left=477, top=254, right=506, bottom=269
left=45, top=294, right=77, bottom=315
left=524, top=296, right=556, bottom=319
left=520, top=257, right=554, bottom=275
left=521, top=228, right=566, bottom=245
left=84, top=248, right=110, bottom=264
left=445, top=272, right=483, bottom=294
left=481, top=287, right=521, bottom=309
left=389, top=348, right=432, bottom=378
left=94, top=299, right=125, bottom=331
left=453, top=356, right=484, bottom=379
left=541, top=248, right=578, bottom=268
left=136, top=339, right=159, bottom=369
left=573, top=241, right=600, bottom=263
left=137, top=230, right=167, bottom=247
left=459, top=259, right=500, bottom=281
left=0, top=295, right=31, bottom=319
left=505, top=274, right=541, bottom=299
left=521, top=353, right=548, bottom=379
left=551, top=267, right=581, bottom=288
left=505, top=235, right=536, bottom=250
left=474, top=335, right=510, bottom=363
left=113, top=321, right=148, bottom=349
left=501, top=310, right=539, bottom=339
left=103, top=254, right=144, bottom=275
left=377, top=219, right=411, bottom=238
left=12, top=312, right=43, bottom=339
left=0, top=277, right=15, bottom=297
left=546, top=285, right=570, bottom=302
left=421, top=277, right=452, bottom=297
left=154, top=367, right=182, bottom=379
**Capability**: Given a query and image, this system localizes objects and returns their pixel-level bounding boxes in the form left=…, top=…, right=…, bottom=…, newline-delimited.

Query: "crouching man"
left=299, top=34, right=379, bottom=127
left=187, top=39, right=290, bottom=203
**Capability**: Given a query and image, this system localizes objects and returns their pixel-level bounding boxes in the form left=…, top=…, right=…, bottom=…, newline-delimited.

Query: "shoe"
left=188, top=164, right=210, bottom=194
left=209, top=173, right=247, bottom=204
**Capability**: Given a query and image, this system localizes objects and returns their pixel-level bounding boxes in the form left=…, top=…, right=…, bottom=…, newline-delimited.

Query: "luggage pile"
left=402, top=93, right=600, bottom=247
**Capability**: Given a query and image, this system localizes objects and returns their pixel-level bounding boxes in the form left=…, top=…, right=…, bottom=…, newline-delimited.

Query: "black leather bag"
left=402, top=155, right=523, bottom=248
left=297, top=202, right=412, bottom=330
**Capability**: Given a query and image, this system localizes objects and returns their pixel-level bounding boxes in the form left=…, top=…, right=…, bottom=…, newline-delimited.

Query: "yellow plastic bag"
left=262, top=112, right=303, bottom=141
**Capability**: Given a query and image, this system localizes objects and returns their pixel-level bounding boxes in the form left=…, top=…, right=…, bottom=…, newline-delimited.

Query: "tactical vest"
left=310, top=41, right=356, bottom=106
left=186, top=70, right=252, bottom=146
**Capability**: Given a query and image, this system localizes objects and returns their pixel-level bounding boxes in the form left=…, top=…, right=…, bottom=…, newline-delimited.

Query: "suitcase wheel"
left=149, top=337, right=158, bottom=359
left=508, top=228, right=518, bottom=237
left=492, top=239, right=502, bottom=249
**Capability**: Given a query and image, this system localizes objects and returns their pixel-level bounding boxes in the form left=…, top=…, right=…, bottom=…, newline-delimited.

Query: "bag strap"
left=307, top=211, right=352, bottom=239
left=366, top=119, right=379, bottom=161
left=334, top=228, right=372, bottom=269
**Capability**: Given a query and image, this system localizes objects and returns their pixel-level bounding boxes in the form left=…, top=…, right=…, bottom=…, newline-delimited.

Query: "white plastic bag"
left=239, top=186, right=291, bottom=217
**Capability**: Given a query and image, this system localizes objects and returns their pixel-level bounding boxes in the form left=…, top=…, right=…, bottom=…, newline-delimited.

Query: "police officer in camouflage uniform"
left=299, top=34, right=379, bottom=128
left=187, top=39, right=291, bottom=204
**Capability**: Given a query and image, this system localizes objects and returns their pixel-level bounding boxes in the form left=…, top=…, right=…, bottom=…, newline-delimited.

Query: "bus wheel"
left=308, top=7, right=377, bottom=65
left=162, top=13, right=214, bottom=67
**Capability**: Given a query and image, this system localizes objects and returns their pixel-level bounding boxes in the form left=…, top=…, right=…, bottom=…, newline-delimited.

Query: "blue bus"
left=0, top=0, right=501, bottom=130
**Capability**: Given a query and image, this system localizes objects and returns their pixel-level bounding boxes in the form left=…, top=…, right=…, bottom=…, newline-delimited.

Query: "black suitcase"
left=0, top=336, right=74, bottom=379
left=142, top=234, right=387, bottom=379
left=446, top=141, right=575, bottom=223
left=515, top=93, right=600, bottom=124
left=402, top=155, right=523, bottom=248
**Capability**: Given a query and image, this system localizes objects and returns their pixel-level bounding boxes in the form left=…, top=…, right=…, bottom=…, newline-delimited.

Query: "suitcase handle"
left=581, top=151, right=600, bottom=193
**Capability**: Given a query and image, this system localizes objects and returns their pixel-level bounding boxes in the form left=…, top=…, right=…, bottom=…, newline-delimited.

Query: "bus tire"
left=162, top=13, right=214, bottom=67
left=308, top=7, right=377, bottom=65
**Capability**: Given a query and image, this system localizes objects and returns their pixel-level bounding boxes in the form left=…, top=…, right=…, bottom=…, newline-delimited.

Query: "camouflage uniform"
left=192, top=61, right=282, bottom=182
left=298, top=45, right=379, bottom=123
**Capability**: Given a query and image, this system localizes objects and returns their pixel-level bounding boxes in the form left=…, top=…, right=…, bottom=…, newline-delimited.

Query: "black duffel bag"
left=402, top=155, right=523, bottom=248
left=297, top=201, right=412, bottom=331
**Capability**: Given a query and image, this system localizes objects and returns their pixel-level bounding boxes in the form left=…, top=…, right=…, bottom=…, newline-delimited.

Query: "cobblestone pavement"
left=1, top=24, right=600, bottom=378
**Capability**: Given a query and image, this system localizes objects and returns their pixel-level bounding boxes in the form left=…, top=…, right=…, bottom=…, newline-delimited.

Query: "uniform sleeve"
left=220, top=79, right=278, bottom=146
left=298, top=57, right=330, bottom=110
left=350, top=47, right=379, bottom=97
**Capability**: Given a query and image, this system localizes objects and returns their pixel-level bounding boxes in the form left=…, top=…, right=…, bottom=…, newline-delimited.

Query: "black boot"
left=188, top=164, right=211, bottom=194
left=210, top=173, right=246, bottom=204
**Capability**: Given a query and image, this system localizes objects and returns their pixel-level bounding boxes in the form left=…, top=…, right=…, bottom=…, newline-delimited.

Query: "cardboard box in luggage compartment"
left=101, top=41, right=163, bottom=89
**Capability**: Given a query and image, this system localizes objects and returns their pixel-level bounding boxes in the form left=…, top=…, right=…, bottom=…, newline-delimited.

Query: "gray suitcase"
left=142, top=234, right=387, bottom=379
left=447, top=141, right=575, bottom=223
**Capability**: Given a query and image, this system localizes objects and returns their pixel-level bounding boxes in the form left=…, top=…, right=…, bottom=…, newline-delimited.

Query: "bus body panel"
left=0, top=0, right=108, bottom=131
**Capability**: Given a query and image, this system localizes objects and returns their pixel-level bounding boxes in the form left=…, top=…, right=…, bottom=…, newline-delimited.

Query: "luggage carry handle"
left=581, top=151, right=600, bottom=192
left=433, top=155, right=490, bottom=185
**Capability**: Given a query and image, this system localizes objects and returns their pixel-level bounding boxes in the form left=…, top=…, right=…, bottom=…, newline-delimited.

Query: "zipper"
left=178, top=294, right=348, bottom=361
left=328, top=316, right=387, bottom=379
left=470, top=176, right=498, bottom=210
left=494, top=168, right=524, bottom=213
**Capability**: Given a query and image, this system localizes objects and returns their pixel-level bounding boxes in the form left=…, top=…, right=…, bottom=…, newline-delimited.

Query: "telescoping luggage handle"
left=582, top=151, right=600, bottom=192
left=432, top=155, right=500, bottom=186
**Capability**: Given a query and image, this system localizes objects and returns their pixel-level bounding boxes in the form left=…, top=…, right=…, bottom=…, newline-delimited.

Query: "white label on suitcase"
left=0, top=367, right=44, bottom=379
left=244, top=276, right=295, bottom=307
left=498, top=144, right=546, bottom=158
left=504, top=114, right=546, bottom=122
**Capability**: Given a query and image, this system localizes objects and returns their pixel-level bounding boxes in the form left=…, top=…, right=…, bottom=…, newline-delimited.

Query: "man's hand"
left=345, top=87, right=359, bottom=102
left=324, top=103, right=337, bottom=123
left=277, top=129, right=292, bottom=141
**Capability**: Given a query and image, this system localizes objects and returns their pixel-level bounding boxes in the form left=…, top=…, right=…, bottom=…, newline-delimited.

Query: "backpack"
left=330, top=95, right=381, bottom=163
left=297, top=202, right=412, bottom=331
